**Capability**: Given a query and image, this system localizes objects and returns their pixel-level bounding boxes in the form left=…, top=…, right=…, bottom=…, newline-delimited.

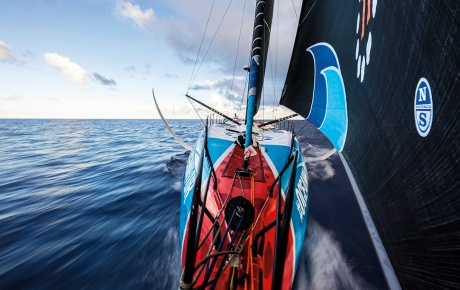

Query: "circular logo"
left=414, top=78, right=433, bottom=137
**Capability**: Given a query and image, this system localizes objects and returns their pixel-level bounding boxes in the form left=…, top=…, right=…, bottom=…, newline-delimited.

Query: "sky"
left=0, top=0, right=302, bottom=119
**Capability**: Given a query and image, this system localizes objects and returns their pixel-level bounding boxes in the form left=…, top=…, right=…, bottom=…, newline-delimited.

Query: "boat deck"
left=181, top=122, right=297, bottom=289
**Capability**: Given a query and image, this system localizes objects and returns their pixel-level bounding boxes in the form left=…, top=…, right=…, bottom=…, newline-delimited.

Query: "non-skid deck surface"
left=222, top=146, right=265, bottom=182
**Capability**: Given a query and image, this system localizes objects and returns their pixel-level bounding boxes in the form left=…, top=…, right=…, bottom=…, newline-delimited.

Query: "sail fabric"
left=281, top=42, right=348, bottom=152
left=306, top=43, right=347, bottom=151
left=281, top=0, right=460, bottom=288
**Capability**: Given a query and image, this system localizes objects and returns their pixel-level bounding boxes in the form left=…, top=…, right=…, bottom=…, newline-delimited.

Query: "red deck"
left=182, top=144, right=295, bottom=289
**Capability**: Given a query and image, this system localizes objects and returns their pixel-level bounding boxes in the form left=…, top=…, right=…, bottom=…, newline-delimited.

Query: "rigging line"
left=299, top=0, right=318, bottom=27
left=291, top=0, right=299, bottom=21
left=273, top=0, right=279, bottom=111
left=268, top=32, right=276, bottom=118
left=187, top=0, right=217, bottom=92
left=295, top=120, right=310, bottom=136
left=239, top=46, right=252, bottom=118
left=192, top=214, right=227, bottom=286
left=187, top=97, right=206, bottom=127
left=190, top=0, right=234, bottom=87
left=229, top=0, right=247, bottom=117
left=238, top=70, right=249, bottom=116
left=262, top=77, right=265, bottom=123
left=230, top=0, right=247, bottom=93
left=197, top=183, right=231, bottom=251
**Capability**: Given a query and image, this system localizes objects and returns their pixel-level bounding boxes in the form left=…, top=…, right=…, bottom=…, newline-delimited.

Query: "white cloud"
left=0, top=40, right=16, bottom=62
left=115, top=1, right=155, bottom=30
left=209, top=93, right=227, bottom=112
left=44, top=52, right=88, bottom=84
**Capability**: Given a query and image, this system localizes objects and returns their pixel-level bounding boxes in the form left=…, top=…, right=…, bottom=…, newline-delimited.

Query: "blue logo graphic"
left=414, top=78, right=433, bottom=137
left=306, top=43, right=348, bottom=152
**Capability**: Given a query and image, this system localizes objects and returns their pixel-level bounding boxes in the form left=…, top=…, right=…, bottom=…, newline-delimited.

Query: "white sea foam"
left=164, top=225, right=181, bottom=285
left=303, top=144, right=336, bottom=181
left=172, top=181, right=182, bottom=192
left=294, top=220, right=371, bottom=290
left=145, top=225, right=181, bottom=289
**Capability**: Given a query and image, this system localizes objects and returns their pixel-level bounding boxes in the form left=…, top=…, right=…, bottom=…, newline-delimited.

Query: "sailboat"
left=156, top=0, right=459, bottom=289
left=169, top=1, right=310, bottom=289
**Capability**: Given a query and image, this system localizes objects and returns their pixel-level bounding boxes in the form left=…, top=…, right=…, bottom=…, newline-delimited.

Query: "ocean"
left=0, top=119, right=387, bottom=289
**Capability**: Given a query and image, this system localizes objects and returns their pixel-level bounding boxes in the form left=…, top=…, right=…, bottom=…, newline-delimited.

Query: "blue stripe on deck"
left=207, top=138, right=234, bottom=163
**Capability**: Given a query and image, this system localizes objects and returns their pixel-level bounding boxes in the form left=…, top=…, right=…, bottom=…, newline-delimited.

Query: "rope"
left=268, top=38, right=276, bottom=118
left=275, top=0, right=279, bottom=98
left=261, top=1, right=267, bottom=124
left=187, top=0, right=216, bottom=92
left=291, top=0, right=299, bottom=21
left=190, top=0, right=234, bottom=87
left=299, top=0, right=319, bottom=27
left=187, top=97, right=206, bottom=127
left=214, top=230, right=247, bottom=286
left=296, top=120, right=310, bottom=136
left=179, top=272, right=192, bottom=289
left=193, top=185, right=237, bottom=286
left=192, top=215, right=227, bottom=286
left=238, top=71, right=249, bottom=117
left=179, top=282, right=192, bottom=290
left=230, top=0, right=247, bottom=94
left=272, top=0, right=279, bottom=118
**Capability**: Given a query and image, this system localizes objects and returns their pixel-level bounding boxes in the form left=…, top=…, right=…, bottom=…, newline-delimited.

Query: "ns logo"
left=414, top=78, right=433, bottom=137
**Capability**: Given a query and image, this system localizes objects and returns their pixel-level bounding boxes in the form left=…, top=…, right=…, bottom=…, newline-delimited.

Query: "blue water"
left=0, top=119, right=387, bottom=289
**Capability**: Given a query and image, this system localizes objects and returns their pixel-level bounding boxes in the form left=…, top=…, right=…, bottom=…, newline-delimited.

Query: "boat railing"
left=207, top=114, right=227, bottom=125
left=181, top=115, right=300, bottom=288
left=251, top=150, right=296, bottom=257
left=272, top=150, right=298, bottom=288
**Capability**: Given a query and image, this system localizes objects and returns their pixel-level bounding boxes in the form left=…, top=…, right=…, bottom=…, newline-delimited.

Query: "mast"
left=245, top=0, right=274, bottom=148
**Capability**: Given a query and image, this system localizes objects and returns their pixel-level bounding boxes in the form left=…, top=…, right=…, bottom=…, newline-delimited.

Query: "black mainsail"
left=281, top=0, right=460, bottom=288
